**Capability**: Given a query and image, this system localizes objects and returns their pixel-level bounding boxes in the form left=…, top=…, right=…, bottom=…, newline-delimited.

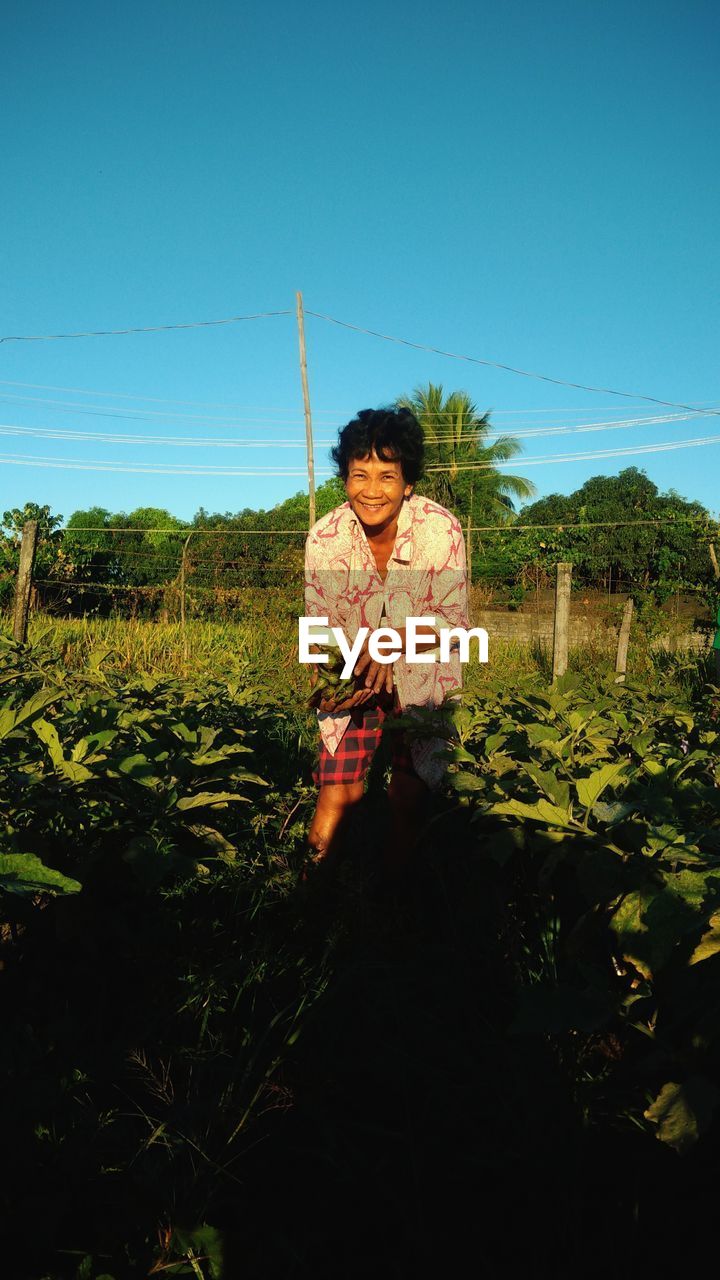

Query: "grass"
left=6, top=610, right=711, bottom=702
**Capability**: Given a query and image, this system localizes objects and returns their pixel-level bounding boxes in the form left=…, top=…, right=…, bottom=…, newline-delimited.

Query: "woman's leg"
left=307, top=703, right=384, bottom=867
left=307, top=781, right=365, bottom=862
left=385, top=769, right=429, bottom=874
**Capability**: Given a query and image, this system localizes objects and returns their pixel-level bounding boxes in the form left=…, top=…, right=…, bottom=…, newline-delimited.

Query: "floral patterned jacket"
left=303, top=493, right=469, bottom=789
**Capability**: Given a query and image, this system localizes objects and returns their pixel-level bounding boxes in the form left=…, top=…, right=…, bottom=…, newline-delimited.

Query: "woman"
left=303, top=406, right=469, bottom=876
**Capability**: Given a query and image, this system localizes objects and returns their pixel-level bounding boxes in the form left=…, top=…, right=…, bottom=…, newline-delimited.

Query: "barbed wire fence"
left=5, top=516, right=720, bottom=682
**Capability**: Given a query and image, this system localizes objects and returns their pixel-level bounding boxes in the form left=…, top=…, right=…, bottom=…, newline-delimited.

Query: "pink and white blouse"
left=304, top=493, right=469, bottom=789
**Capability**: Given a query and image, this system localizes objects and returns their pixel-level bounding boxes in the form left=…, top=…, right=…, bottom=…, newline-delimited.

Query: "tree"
left=2, top=502, right=63, bottom=542
left=61, top=507, right=117, bottom=579
left=398, top=383, right=536, bottom=523
left=0, top=503, right=64, bottom=608
left=111, top=508, right=188, bottom=589
left=518, top=468, right=715, bottom=598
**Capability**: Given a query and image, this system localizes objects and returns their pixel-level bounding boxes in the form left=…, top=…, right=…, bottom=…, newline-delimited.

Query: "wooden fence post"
left=12, top=520, right=39, bottom=644
left=552, top=561, right=572, bottom=681
left=615, top=597, right=634, bottom=683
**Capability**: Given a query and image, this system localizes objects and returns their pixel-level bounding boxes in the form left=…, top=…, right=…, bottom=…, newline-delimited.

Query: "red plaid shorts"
left=312, top=697, right=417, bottom=786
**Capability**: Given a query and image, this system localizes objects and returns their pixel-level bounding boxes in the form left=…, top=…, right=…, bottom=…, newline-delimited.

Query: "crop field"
left=1, top=616, right=719, bottom=1278
left=18, top=606, right=710, bottom=685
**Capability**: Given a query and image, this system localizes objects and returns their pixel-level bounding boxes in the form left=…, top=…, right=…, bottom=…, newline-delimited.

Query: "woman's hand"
left=353, top=623, right=438, bottom=695
left=308, top=646, right=378, bottom=714
left=353, top=639, right=394, bottom=698
left=316, top=685, right=376, bottom=715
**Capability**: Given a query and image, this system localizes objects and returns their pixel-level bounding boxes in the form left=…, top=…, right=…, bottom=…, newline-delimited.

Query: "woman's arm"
left=305, top=531, right=375, bottom=711
left=353, top=515, right=469, bottom=692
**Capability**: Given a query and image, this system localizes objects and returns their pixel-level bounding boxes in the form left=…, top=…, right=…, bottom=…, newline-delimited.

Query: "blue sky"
left=2, top=0, right=718, bottom=525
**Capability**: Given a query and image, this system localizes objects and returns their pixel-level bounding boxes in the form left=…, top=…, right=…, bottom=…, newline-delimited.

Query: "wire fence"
left=3, top=517, right=718, bottom=671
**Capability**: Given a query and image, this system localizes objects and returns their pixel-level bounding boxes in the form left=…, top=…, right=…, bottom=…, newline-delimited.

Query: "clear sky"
left=3, top=0, right=718, bottom=524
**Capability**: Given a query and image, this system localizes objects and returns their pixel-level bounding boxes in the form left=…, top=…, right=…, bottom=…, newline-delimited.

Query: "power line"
left=0, top=424, right=323, bottom=448
left=1, top=303, right=714, bottom=423
left=425, top=432, right=720, bottom=469
left=0, top=409, right=709, bottom=450
left=306, top=309, right=720, bottom=418
left=5, top=386, right=678, bottom=429
left=4, top=429, right=720, bottom=476
left=413, top=410, right=707, bottom=444
left=470, top=518, right=717, bottom=532
left=2, top=377, right=716, bottom=418
left=0, top=377, right=339, bottom=412
left=0, top=400, right=308, bottom=427
left=0, top=311, right=292, bottom=344
left=0, top=392, right=315, bottom=426
left=32, top=579, right=295, bottom=593
left=0, top=452, right=314, bottom=475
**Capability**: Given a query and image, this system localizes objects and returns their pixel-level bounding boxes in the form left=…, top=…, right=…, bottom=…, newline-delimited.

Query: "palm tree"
left=398, top=383, right=536, bottom=523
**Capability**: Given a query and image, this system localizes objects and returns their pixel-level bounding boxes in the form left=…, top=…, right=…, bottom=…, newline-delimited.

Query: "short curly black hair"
left=330, top=407, right=425, bottom=485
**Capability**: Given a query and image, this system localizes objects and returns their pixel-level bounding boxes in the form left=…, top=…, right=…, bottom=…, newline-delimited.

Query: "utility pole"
left=296, top=291, right=316, bottom=530
left=13, top=520, right=39, bottom=644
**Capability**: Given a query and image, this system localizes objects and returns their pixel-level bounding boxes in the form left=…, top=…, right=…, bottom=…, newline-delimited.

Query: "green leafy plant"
left=448, top=669, right=720, bottom=1153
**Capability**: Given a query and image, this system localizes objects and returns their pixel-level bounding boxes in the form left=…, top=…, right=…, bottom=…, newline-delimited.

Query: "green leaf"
left=189, top=744, right=253, bottom=766
left=31, top=720, right=93, bottom=781
left=592, top=800, right=636, bottom=825
left=170, top=721, right=198, bottom=744
left=688, top=911, right=720, bottom=965
left=566, top=710, right=589, bottom=731
left=71, top=736, right=90, bottom=762
left=88, top=646, right=116, bottom=669
left=176, top=791, right=252, bottom=810
left=611, top=871, right=720, bottom=978
left=60, top=760, right=94, bottom=783
left=525, top=722, right=562, bottom=745
left=452, top=770, right=484, bottom=793
left=490, top=798, right=576, bottom=830
left=188, top=825, right=238, bottom=862
left=644, top=759, right=665, bottom=777
left=644, top=1077, right=720, bottom=1155
left=554, top=672, right=584, bottom=694
left=520, top=761, right=570, bottom=809
left=33, top=717, right=64, bottom=766
left=0, top=687, right=61, bottom=740
left=117, top=755, right=162, bottom=788
left=576, top=761, right=628, bottom=808
left=172, top=1225, right=224, bottom=1280
left=0, top=852, right=81, bottom=898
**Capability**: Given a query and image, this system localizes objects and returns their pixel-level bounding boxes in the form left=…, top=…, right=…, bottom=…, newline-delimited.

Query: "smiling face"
left=344, top=449, right=413, bottom=535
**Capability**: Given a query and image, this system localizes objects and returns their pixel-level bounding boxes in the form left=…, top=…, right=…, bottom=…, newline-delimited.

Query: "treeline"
left=1, top=467, right=718, bottom=619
